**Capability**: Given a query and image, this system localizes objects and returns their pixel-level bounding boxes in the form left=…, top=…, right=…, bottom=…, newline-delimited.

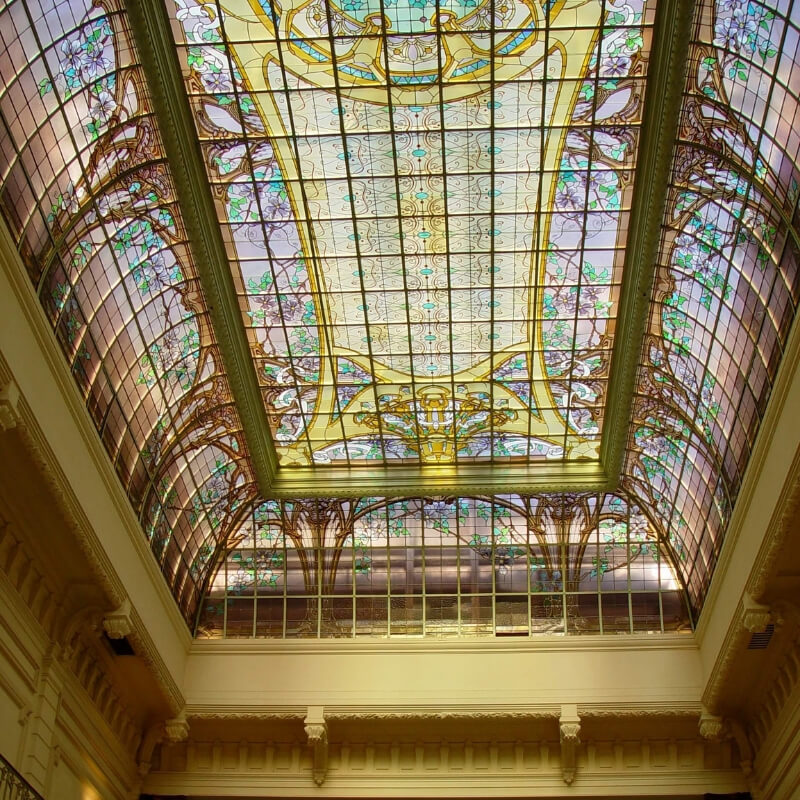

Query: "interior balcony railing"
left=0, top=755, right=43, bottom=800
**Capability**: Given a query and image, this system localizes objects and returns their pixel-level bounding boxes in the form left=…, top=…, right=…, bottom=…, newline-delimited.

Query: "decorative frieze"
left=146, top=733, right=744, bottom=796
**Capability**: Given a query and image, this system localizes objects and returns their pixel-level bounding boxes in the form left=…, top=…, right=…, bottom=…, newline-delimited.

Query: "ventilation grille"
left=747, top=623, right=775, bottom=650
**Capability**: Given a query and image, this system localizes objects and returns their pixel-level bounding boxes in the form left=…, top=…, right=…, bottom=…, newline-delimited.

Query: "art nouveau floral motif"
left=3, top=0, right=799, bottom=632
left=542, top=0, right=647, bottom=439
left=0, top=0, right=256, bottom=620
left=623, top=0, right=800, bottom=608
left=176, top=0, right=324, bottom=465
left=198, top=492, right=687, bottom=637
left=172, top=0, right=651, bottom=464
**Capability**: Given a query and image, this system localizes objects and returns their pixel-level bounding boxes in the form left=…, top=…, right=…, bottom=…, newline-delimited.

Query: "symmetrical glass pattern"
left=0, top=0, right=257, bottom=619
left=0, top=0, right=799, bottom=634
left=172, top=0, right=654, bottom=466
left=197, top=492, right=691, bottom=637
left=621, top=0, right=800, bottom=610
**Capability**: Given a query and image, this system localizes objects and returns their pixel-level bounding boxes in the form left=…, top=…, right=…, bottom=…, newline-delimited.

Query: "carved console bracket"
left=742, top=592, right=775, bottom=633
left=0, top=378, right=20, bottom=432
left=164, top=710, right=190, bottom=743
left=137, top=724, right=165, bottom=777
left=698, top=708, right=725, bottom=742
left=698, top=706, right=754, bottom=777
left=137, top=711, right=189, bottom=776
left=304, top=705, right=328, bottom=786
left=102, top=598, right=133, bottom=639
left=559, top=703, right=581, bottom=785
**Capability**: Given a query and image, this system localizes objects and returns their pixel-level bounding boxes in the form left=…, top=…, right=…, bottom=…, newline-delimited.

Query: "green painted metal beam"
left=126, top=0, right=280, bottom=494
left=601, top=0, right=696, bottom=485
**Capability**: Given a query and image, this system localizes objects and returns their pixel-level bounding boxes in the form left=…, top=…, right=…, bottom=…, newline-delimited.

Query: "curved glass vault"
left=198, top=492, right=692, bottom=638
left=0, top=0, right=797, bottom=634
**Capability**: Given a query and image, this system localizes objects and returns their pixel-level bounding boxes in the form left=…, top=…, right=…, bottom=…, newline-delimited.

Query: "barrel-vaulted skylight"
left=0, top=0, right=797, bottom=631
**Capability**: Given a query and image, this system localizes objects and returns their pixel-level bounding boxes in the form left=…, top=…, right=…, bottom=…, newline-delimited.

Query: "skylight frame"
left=127, top=0, right=688, bottom=498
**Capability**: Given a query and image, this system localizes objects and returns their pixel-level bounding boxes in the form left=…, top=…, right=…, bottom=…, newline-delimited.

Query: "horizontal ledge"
left=183, top=701, right=703, bottom=720
left=263, top=461, right=611, bottom=498
left=143, top=771, right=746, bottom=796
left=189, top=632, right=697, bottom=655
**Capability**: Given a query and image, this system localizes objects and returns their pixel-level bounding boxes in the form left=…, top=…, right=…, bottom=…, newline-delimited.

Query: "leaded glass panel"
left=196, top=492, right=691, bottom=637
left=170, top=0, right=654, bottom=467
left=0, top=0, right=257, bottom=620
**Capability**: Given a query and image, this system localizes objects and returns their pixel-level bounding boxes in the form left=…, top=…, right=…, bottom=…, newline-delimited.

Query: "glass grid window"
left=0, top=0, right=257, bottom=622
left=621, top=0, right=800, bottom=613
left=195, top=493, right=692, bottom=638
left=170, top=0, right=654, bottom=468
left=0, top=0, right=799, bottom=635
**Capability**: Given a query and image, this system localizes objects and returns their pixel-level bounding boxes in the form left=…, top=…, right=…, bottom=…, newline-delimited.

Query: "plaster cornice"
left=184, top=701, right=703, bottom=722
left=746, top=452, right=800, bottom=602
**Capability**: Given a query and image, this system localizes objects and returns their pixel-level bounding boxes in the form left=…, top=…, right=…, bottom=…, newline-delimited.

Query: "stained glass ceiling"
left=170, top=0, right=653, bottom=471
left=0, top=0, right=798, bottom=628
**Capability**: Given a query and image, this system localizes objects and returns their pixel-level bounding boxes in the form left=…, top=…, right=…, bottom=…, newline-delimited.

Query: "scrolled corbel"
left=304, top=706, right=328, bottom=786
left=136, top=724, right=164, bottom=776
left=102, top=598, right=133, bottom=639
left=699, top=708, right=753, bottom=777
left=729, top=719, right=754, bottom=777
left=164, top=710, right=189, bottom=743
left=698, top=708, right=725, bottom=741
left=559, top=704, right=581, bottom=785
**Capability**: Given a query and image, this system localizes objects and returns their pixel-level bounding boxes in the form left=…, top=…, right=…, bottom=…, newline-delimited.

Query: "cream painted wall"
left=184, top=636, right=703, bottom=710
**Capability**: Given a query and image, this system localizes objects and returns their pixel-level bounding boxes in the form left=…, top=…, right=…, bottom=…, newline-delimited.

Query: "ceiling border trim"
left=600, top=0, right=696, bottom=481
left=126, top=0, right=280, bottom=490
left=260, top=461, right=610, bottom=499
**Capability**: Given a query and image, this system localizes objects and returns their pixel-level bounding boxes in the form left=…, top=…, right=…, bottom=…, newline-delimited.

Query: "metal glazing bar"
left=601, top=0, right=696, bottom=482
left=126, top=0, right=279, bottom=493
